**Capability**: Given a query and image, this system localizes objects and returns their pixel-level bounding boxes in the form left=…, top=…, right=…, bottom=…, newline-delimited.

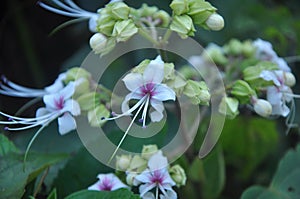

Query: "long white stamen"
left=141, top=95, right=150, bottom=128
left=0, top=111, right=55, bottom=123
left=283, top=92, right=300, bottom=99
left=105, top=95, right=148, bottom=121
left=155, top=186, right=159, bottom=199
left=108, top=99, right=147, bottom=164
left=285, top=99, right=298, bottom=134
left=65, top=0, right=87, bottom=12
left=2, top=77, right=45, bottom=93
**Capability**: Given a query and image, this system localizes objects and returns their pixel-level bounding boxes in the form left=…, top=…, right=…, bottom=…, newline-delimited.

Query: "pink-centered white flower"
left=0, top=81, right=80, bottom=135
left=108, top=55, right=176, bottom=128
left=38, top=0, right=121, bottom=32
left=253, top=39, right=291, bottom=72
left=260, top=70, right=295, bottom=117
left=134, top=151, right=177, bottom=199
left=88, top=173, right=128, bottom=191
left=0, top=73, right=66, bottom=97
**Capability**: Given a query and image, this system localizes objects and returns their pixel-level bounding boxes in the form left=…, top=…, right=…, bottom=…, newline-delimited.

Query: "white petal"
left=122, top=73, right=144, bottom=92
left=36, top=107, right=50, bottom=118
left=148, top=151, right=168, bottom=170
left=143, top=192, right=155, bottom=199
left=160, top=190, right=177, bottom=199
left=260, top=71, right=281, bottom=86
left=266, top=86, right=282, bottom=105
left=44, top=80, right=64, bottom=94
left=149, top=100, right=164, bottom=122
left=143, top=55, right=164, bottom=84
left=43, top=94, right=58, bottom=110
left=58, top=113, right=76, bottom=135
left=59, top=82, right=75, bottom=100
left=87, top=182, right=101, bottom=191
left=273, top=57, right=291, bottom=72
left=139, top=183, right=156, bottom=197
left=88, top=14, right=98, bottom=32
left=152, top=84, right=176, bottom=102
left=63, top=99, right=81, bottom=116
left=135, top=170, right=152, bottom=184
left=272, top=103, right=290, bottom=117
left=121, top=92, right=143, bottom=113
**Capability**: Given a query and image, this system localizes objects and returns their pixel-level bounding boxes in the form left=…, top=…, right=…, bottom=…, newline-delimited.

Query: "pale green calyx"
left=141, top=145, right=159, bottom=160
left=110, top=2, right=130, bottom=20
left=242, top=40, right=256, bottom=57
left=153, top=10, right=171, bottom=27
left=116, top=154, right=132, bottom=171
left=87, top=104, right=110, bottom=127
left=112, top=19, right=138, bottom=42
left=205, top=13, right=224, bottom=31
left=128, top=155, right=147, bottom=173
left=64, top=67, right=91, bottom=84
left=219, top=96, right=239, bottom=119
left=223, top=39, right=243, bottom=56
left=170, top=0, right=189, bottom=16
left=183, top=80, right=210, bottom=105
left=76, top=92, right=101, bottom=111
left=253, top=98, right=272, bottom=118
left=231, top=80, right=256, bottom=103
left=169, top=164, right=187, bottom=187
left=170, top=14, right=196, bottom=39
left=188, top=0, right=217, bottom=25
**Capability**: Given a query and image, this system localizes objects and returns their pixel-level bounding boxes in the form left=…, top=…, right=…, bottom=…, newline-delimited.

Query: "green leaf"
left=51, top=147, right=113, bottom=198
left=220, top=116, right=278, bottom=179
left=0, top=152, right=68, bottom=199
left=65, top=189, right=141, bottom=199
left=47, top=188, right=57, bottom=199
left=0, top=134, right=20, bottom=156
left=241, top=145, right=300, bottom=199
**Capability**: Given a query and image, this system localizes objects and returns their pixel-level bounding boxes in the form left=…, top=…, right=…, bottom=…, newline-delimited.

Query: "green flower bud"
left=170, top=14, right=196, bottom=39
left=64, top=67, right=91, bottom=84
left=231, top=80, right=256, bottom=104
left=138, top=4, right=158, bottom=17
left=170, top=0, right=189, bottom=15
left=178, top=65, right=198, bottom=79
left=203, top=44, right=228, bottom=65
left=153, top=10, right=171, bottom=27
left=131, top=59, right=151, bottom=74
left=165, top=75, right=187, bottom=95
left=141, top=145, right=159, bottom=160
left=73, top=78, right=90, bottom=97
left=284, top=72, right=296, bottom=87
left=243, top=61, right=278, bottom=87
left=242, top=40, right=256, bottom=57
left=223, top=39, right=243, bottom=56
left=87, top=104, right=110, bottom=127
left=205, top=13, right=224, bottom=31
left=111, top=2, right=130, bottom=20
left=169, top=164, right=187, bottom=187
left=218, top=96, right=239, bottom=119
left=126, top=172, right=138, bottom=186
left=164, top=63, right=175, bottom=80
left=112, top=19, right=138, bottom=42
left=97, top=10, right=116, bottom=36
left=183, top=80, right=210, bottom=105
left=252, top=98, right=272, bottom=117
left=89, top=33, right=108, bottom=53
left=188, top=0, right=216, bottom=25
left=116, top=155, right=132, bottom=171
left=77, top=92, right=101, bottom=111
left=128, top=155, right=147, bottom=173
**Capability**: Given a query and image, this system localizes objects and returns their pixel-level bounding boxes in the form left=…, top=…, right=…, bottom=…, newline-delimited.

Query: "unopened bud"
left=89, top=33, right=108, bottom=54
left=126, top=172, right=138, bottom=186
left=284, top=72, right=296, bottom=87
left=169, top=164, right=187, bottom=187
left=141, top=145, right=159, bottom=160
left=116, top=155, right=132, bottom=171
left=253, top=98, right=272, bottom=117
left=205, top=13, right=224, bottom=31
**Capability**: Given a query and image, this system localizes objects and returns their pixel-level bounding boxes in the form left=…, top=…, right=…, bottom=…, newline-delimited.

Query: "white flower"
left=134, top=151, right=177, bottom=199
left=260, top=70, right=294, bottom=117
left=0, top=73, right=66, bottom=97
left=108, top=55, right=176, bottom=127
left=38, top=0, right=121, bottom=32
left=253, top=39, right=291, bottom=72
left=0, top=82, right=80, bottom=135
left=88, top=173, right=128, bottom=191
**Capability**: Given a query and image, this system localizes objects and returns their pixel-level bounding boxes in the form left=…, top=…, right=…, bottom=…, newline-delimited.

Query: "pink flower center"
left=54, top=96, right=65, bottom=110
left=150, top=170, right=165, bottom=185
left=99, top=177, right=114, bottom=191
left=141, top=83, right=156, bottom=97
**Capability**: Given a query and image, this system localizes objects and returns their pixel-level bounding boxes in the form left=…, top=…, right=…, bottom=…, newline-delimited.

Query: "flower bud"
left=253, top=98, right=272, bottom=117
left=205, top=13, right=224, bottom=31
left=169, top=164, right=187, bottom=187
left=111, top=2, right=130, bottom=20
left=77, top=92, right=101, bottom=111
left=170, top=0, right=189, bottom=15
left=89, top=33, right=108, bottom=53
left=284, top=72, right=296, bottom=87
left=203, top=43, right=228, bottom=65
left=223, top=39, right=243, bottom=56
left=116, top=155, right=132, bottom=171
left=126, top=172, right=138, bottom=186
left=170, top=15, right=196, bottom=39
left=87, top=104, right=110, bottom=127
left=64, top=67, right=91, bottom=84
left=183, top=80, right=210, bottom=105
left=153, top=10, right=171, bottom=27
left=242, top=40, right=256, bottom=57
left=188, top=0, right=216, bottom=25
left=141, top=145, right=159, bottom=160
left=166, top=75, right=187, bottom=95
left=112, top=19, right=138, bottom=42
left=218, top=96, right=239, bottom=119
left=138, top=4, right=158, bottom=17
left=128, top=155, right=147, bottom=172
left=231, top=80, right=256, bottom=103
left=73, top=78, right=90, bottom=97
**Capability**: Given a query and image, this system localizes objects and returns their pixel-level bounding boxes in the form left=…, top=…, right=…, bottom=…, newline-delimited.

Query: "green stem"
left=138, top=28, right=160, bottom=46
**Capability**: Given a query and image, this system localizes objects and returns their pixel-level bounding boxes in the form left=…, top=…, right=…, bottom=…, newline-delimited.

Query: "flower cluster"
left=88, top=144, right=186, bottom=199
left=188, top=38, right=298, bottom=128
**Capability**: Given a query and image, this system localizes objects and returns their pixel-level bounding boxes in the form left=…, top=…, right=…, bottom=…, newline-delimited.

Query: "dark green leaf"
left=0, top=153, right=68, bottom=199
left=65, top=189, right=141, bottom=199
left=47, top=188, right=57, bottom=199
left=0, top=134, right=20, bottom=156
